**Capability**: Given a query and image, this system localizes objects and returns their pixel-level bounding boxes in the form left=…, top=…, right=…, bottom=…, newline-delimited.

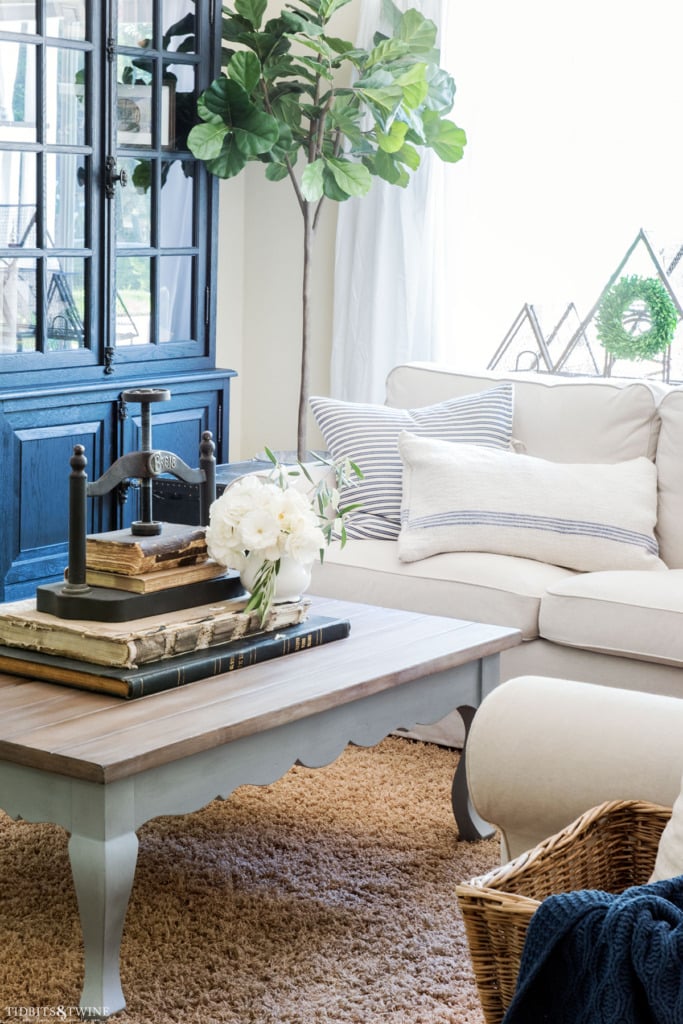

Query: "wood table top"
left=0, top=597, right=521, bottom=784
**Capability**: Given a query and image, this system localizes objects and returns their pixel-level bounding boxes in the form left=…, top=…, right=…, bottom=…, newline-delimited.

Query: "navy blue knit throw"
left=502, top=876, right=683, bottom=1023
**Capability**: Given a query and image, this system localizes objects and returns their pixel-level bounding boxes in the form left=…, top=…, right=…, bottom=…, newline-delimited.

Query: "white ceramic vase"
left=240, top=554, right=313, bottom=604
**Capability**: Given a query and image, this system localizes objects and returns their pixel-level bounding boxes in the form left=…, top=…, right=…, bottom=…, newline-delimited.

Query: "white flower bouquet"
left=206, top=450, right=362, bottom=623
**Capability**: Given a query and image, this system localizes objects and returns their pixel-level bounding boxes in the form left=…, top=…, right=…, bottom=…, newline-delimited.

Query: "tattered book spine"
left=84, top=524, right=209, bottom=575
left=0, top=598, right=310, bottom=669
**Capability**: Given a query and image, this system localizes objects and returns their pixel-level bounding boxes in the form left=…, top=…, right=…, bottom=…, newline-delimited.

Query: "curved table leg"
left=451, top=704, right=494, bottom=842
left=68, top=829, right=139, bottom=1017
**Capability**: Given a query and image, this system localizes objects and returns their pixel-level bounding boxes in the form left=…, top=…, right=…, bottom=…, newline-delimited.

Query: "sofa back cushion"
left=386, top=364, right=661, bottom=463
left=655, top=389, right=683, bottom=568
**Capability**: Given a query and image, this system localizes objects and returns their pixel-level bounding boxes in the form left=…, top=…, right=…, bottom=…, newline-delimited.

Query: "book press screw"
left=62, top=387, right=217, bottom=594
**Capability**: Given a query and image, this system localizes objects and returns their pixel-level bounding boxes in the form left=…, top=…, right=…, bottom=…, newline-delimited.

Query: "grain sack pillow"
left=650, top=774, right=683, bottom=882
left=309, top=384, right=514, bottom=540
left=398, top=432, right=666, bottom=572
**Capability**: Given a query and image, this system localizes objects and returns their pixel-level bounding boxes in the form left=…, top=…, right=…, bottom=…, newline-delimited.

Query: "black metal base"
left=35, top=572, right=245, bottom=622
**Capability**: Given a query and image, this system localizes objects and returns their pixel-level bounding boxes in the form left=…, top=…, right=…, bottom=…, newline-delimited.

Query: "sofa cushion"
left=540, top=570, right=683, bottom=667
left=655, top=389, right=683, bottom=569
left=397, top=433, right=665, bottom=572
left=385, top=364, right=661, bottom=462
left=312, top=538, right=576, bottom=640
left=308, top=384, right=514, bottom=540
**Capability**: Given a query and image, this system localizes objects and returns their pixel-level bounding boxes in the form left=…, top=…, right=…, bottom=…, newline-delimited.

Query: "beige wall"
left=216, top=2, right=359, bottom=461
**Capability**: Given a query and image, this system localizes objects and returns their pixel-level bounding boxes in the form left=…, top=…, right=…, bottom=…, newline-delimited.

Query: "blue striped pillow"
left=309, top=385, right=514, bottom=540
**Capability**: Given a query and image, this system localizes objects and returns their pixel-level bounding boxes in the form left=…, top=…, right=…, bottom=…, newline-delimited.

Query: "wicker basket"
left=455, top=799, right=671, bottom=1024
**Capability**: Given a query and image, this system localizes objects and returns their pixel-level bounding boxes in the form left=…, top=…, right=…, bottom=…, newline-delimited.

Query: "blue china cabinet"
left=0, top=0, right=234, bottom=600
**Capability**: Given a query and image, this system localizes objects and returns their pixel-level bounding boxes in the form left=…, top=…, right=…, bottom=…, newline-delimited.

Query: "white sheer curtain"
left=330, top=0, right=447, bottom=403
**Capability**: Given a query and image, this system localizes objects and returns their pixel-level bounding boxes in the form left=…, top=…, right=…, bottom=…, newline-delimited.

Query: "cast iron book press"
left=36, top=387, right=242, bottom=621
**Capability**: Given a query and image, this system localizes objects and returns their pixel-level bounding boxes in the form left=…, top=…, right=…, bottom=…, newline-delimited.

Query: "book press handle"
left=36, top=388, right=243, bottom=622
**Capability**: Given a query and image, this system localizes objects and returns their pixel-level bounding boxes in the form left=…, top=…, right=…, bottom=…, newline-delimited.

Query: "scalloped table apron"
left=0, top=595, right=520, bottom=1018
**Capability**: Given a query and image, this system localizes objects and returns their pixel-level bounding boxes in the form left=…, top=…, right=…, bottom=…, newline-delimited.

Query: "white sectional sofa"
left=310, top=362, right=683, bottom=746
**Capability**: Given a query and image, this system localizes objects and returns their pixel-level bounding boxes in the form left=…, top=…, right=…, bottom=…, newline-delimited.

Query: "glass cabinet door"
left=112, top=0, right=206, bottom=369
left=0, top=0, right=92, bottom=359
left=0, top=0, right=216, bottom=385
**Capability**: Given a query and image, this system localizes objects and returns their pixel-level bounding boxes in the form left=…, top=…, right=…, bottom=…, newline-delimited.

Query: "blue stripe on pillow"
left=402, top=509, right=660, bottom=557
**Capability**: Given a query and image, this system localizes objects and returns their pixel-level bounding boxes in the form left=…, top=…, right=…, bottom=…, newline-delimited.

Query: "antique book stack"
left=0, top=525, right=349, bottom=699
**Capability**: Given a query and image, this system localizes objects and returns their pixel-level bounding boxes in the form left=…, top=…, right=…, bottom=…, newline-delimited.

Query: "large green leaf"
left=422, top=111, right=467, bottom=162
left=292, top=34, right=342, bottom=65
left=231, top=29, right=285, bottom=61
left=355, top=69, right=393, bottom=90
left=269, top=120, right=295, bottom=161
left=270, top=92, right=303, bottom=129
left=300, top=101, right=326, bottom=120
left=322, top=166, right=351, bottom=201
left=376, top=119, right=408, bottom=153
left=197, top=91, right=227, bottom=125
left=369, top=148, right=410, bottom=187
left=398, top=9, right=437, bottom=53
left=318, top=0, right=354, bottom=19
left=327, top=94, right=360, bottom=134
left=396, top=64, right=428, bottom=110
left=222, top=13, right=257, bottom=42
left=234, top=106, right=281, bottom=155
left=281, top=10, right=325, bottom=35
left=264, top=56, right=317, bottom=84
left=366, top=37, right=411, bottom=67
left=378, top=0, right=402, bottom=36
left=295, top=54, right=335, bottom=80
left=356, top=83, right=403, bottom=119
left=187, top=121, right=228, bottom=160
left=325, top=35, right=356, bottom=56
left=265, top=161, right=290, bottom=181
left=326, top=157, right=372, bottom=197
left=301, top=158, right=325, bottom=200
left=234, top=0, right=268, bottom=29
left=262, top=55, right=299, bottom=80
left=327, top=94, right=361, bottom=136
left=206, top=134, right=249, bottom=178
left=201, top=78, right=280, bottom=156
left=395, top=141, right=420, bottom=171
left=424, top=65, right=456, bottom=113
left=394, top=104, right=427, bottom=143
left=228, top=51, right=262, bottom=94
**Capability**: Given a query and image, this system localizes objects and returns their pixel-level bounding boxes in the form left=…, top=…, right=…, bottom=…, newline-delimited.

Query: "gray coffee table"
left=0, top=596, right=520, bottom=1017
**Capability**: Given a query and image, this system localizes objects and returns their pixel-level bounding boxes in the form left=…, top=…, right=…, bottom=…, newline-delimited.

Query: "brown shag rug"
left=0, top=738, right=501, bottom=1023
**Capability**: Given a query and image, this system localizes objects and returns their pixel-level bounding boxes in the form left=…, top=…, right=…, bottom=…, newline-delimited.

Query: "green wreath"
left=596, top=275, right=678, bottom=361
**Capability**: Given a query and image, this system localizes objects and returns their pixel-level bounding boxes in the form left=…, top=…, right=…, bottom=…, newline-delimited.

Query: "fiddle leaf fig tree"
left=188, top=0, right=466, bottom=459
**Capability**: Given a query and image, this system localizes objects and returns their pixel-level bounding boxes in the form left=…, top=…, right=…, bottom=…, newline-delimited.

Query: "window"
left=443, top=0, right=683, bottom=378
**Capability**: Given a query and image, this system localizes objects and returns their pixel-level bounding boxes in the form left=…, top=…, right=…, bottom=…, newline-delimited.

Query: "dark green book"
left=0, top=616, right=351, bottom=700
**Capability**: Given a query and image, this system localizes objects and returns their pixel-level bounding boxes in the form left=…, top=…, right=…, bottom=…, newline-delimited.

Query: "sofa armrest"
left=467, top=675, right=683, bottom=860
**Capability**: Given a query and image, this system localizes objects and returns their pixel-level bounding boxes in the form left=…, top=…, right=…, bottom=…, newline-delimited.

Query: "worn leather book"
left=85, top=523, right=208, bottom=575
left=0, top=596, right=310, bottom=668
left=76, top=559, right=229, bottom=594
left=0, top=616, right=351, bottom=699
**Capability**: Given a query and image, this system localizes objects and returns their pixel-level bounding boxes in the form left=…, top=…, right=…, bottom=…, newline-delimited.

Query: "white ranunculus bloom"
left=239, top=506, right=282, bottom=552
left=285, top=526, right=325, bottom=563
